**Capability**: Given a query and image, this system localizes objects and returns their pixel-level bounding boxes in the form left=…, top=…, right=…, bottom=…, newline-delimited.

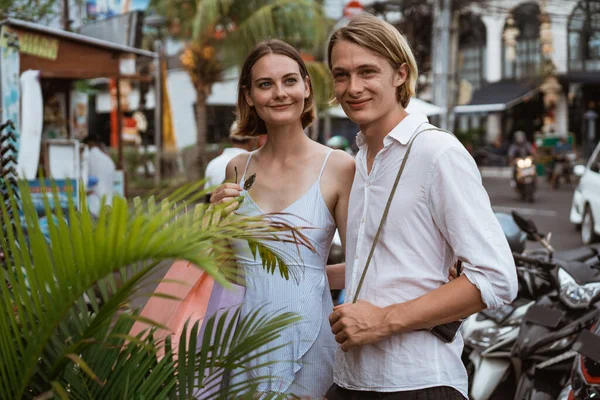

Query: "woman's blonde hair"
left=234, top=39, right=316, bottom=137
left=327, top=13, right=418, bottom=108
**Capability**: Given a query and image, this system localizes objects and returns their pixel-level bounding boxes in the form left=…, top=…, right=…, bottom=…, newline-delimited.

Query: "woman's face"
left=244, top=53, right=310, bottom=128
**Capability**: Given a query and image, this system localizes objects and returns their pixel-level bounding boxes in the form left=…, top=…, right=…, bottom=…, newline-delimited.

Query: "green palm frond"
left=222, top=0, right=328, bottom=67
left=193, top=0, right=328, bottom=67
left=0, top=179, right=314, bottom=399
left=306, top=61, right=334, bottom=112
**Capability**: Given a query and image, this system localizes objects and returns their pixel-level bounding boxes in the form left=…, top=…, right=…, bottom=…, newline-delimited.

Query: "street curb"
left=479, top=166, right=512, bottom=179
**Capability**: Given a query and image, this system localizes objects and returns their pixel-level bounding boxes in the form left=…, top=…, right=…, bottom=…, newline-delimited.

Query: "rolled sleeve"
left=428, top=145, right=518, bottom=309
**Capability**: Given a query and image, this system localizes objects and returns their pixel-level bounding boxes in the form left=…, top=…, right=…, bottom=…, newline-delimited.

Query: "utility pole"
left=432, top=0, right=452, bottom=130
left=62, top=0, right=71, bottom=31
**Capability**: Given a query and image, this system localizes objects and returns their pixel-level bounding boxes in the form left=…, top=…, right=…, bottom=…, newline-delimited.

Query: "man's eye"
left=361, top=70, right=376, bottom=76
left=333, top=73, right=347, bottom=80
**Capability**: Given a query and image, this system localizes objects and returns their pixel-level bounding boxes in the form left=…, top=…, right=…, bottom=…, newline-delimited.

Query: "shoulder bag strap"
left=352, top=126, right=453, bottom=303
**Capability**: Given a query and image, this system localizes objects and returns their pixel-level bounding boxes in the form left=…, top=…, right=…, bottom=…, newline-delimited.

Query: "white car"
left=570, top=142, right=600, bottom=244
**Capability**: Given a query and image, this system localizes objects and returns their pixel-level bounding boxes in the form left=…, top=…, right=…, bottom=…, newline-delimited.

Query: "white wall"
left=166, top=70, right=198, bottom=149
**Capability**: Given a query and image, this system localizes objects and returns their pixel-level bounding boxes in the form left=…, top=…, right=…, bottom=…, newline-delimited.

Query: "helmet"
left=495, top=212, right=526, bottom=254
left=326, top=135, right=349, bottom=150
left=514, top=130, right=526, bottom=144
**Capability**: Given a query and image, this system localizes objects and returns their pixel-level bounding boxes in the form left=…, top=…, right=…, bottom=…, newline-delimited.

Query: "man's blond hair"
left=327, top=13, right=418, bottom=108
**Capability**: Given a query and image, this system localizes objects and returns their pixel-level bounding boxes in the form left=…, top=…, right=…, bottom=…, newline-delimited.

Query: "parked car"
left=570, top=142, right=600, bottom=244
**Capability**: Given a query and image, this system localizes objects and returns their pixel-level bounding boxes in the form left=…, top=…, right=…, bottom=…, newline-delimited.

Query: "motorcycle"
left=512, top=156, right=537, bottom=203
left=462, top=212, right=554, bottom=400
left=511, top=215, right=600, bottom=399
left=567, top=320, right=600, bottom=399
left=550, top=152, right=577, bottom=190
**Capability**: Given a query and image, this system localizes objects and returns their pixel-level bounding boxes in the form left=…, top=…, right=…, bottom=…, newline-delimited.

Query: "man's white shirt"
left=334, top=112, right=518, bottom=397
left=204, top=147, right=249, bottom=189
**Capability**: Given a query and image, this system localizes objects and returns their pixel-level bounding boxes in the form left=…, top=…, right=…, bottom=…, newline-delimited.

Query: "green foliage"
left=0, top=0, right=59, bottom=23
left=0, top=180, right=314, bottom=399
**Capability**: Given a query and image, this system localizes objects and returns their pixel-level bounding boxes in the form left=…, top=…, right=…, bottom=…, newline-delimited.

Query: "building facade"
left=454, top=0, right=599, bottom=154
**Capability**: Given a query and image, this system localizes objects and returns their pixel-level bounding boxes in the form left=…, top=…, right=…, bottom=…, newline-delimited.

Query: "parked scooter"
left=512, top=156, right=537, bottom=203
left=462, top=212, right=554, bottom=400
left=511, top=216, right=600, bottom=399
left=567, top=319, right=600, bottom=399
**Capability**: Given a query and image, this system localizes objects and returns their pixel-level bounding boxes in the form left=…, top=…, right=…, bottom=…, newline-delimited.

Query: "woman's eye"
left=285, top=78, right=298, bottom=84
left=259, top=82, right=271, bottom=88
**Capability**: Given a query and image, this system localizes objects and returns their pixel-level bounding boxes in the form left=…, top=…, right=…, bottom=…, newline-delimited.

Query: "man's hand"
left=329, top=300, right=390, bottom=352
left=209, top=182, right=243, bottom=214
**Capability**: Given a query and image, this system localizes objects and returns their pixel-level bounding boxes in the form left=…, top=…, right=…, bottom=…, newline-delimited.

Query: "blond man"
left=325, top=14, right=518, bottom=400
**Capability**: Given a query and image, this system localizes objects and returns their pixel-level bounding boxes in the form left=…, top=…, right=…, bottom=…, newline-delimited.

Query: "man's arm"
left=330, top=275, right=485, bottom=351
left=327, top=263, right=345, bottom=290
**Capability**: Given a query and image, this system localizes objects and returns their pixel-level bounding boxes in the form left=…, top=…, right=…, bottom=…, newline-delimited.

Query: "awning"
left=327, top=97, right=444, bottom=118
left=453, top=79, right=539, bottom=114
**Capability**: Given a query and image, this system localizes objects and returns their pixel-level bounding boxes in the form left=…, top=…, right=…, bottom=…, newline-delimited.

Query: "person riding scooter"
left=550, top=133, right=575, bottom=189
left=508, top=131, right=538, bottom=202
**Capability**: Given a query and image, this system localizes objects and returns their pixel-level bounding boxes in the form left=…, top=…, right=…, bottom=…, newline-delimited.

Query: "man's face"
left=330, top=40, right=406, bottom=128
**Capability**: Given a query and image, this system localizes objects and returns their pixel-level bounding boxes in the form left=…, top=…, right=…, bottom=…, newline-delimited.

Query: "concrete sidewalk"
left=479, top=166, right=512, bottom=179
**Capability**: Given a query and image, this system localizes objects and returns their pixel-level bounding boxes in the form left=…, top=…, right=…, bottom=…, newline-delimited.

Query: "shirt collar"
left=355, top=112, right=429, bottom=149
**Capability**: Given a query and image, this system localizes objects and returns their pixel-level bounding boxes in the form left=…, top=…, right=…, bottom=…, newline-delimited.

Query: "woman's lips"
left=270, top=104, right=293, bottom=111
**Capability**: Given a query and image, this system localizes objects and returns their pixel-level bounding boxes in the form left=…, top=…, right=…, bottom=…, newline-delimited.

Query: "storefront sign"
left=19, top=32, right=59, bottom=60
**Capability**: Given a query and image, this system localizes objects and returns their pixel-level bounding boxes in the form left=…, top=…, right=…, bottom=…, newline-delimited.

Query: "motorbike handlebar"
left=513, top=253, right=556, bottom=270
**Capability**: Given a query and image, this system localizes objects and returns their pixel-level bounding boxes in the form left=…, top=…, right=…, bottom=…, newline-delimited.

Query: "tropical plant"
left=149, top=0, right=333, bottom=175
left=0, top=179, right=314, bottom=399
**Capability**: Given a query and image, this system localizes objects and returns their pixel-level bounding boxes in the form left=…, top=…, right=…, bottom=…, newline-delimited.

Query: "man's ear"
left=393, top=63, right=409, bottom=88
left=243, top=86, right=254, bottom=107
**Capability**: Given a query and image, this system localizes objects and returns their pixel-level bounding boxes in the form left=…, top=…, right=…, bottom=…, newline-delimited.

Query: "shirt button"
left=361, top=217, right=365, bottom=223
left=355, top=255, right=359, bottom=260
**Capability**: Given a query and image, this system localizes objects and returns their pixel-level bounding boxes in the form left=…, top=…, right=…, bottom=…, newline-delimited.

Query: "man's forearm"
left=326, top=263, right=345, bottom=290
left=383, top=275, right=486, bottom=334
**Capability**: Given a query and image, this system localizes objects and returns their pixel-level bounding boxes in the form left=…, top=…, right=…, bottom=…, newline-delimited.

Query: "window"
left=459, top=13, right=486, bottom=90
left=503, top=3, right=542, bottom=79
left=569, top=0, right=600, bottom=72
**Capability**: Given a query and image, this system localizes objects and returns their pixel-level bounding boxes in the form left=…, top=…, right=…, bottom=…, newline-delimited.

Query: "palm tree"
left=0, top=180, right=314, bottom=399
left=150, top=0, right=332, bottom=174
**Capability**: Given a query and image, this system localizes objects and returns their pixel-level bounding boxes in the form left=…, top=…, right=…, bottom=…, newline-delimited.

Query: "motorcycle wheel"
left=525, top=184, right=535, bottom=203
left=582, top=205, right=600, bottom=244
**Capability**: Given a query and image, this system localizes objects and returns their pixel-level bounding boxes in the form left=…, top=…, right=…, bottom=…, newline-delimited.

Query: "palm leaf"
left=0, top=179, right=314, bottom=399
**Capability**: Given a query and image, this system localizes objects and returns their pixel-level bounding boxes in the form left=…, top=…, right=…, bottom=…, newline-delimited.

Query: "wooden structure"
left=0, top=18, right=156, bottom=174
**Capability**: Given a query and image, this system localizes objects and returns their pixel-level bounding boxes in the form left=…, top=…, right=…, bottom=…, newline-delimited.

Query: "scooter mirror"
left=574, top=164, right=586, bottom=177
left=512, top=211, right=538, bottom=235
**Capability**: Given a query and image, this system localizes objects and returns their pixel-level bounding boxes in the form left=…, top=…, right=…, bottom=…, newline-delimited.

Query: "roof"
left=454, top=79, right=539, bottom=114
left=559, top=71, right=600, bottom=85
left=1, top=18, right=156, bottom=58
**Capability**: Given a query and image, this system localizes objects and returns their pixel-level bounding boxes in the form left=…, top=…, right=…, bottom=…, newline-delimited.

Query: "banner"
left=86, top=0, right=149, bottom=19
left=0, top=26, right=20, bottom=151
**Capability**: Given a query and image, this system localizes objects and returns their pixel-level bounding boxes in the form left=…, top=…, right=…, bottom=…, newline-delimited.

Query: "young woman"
left=209, top=40, right=354, bottom=397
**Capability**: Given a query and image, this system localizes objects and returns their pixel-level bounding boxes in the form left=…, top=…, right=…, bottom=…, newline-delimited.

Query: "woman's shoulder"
left=225, top=152, right=253, bottom=180
left=327, top=149, right=355, bottom=175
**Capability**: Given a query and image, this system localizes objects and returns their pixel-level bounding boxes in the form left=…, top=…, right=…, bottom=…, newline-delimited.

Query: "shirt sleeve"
left=428, top=145, right=518, bottom=309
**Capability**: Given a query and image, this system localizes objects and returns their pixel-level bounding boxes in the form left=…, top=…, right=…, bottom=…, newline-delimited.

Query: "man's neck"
left=360, top=106, right=408, bottom=158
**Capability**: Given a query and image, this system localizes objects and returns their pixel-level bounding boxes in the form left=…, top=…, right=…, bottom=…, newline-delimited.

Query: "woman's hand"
left=210, top=182, right=244, bottom=214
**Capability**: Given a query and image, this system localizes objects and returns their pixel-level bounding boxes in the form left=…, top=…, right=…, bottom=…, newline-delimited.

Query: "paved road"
left=482, top=176, right=581, bottom=251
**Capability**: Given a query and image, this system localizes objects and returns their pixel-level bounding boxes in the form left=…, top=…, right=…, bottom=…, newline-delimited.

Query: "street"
left=483, top=175, right=581, bottom=252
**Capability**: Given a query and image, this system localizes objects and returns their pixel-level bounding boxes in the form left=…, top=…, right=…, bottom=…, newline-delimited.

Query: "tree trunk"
left=193, top=88, right=208, bottom=181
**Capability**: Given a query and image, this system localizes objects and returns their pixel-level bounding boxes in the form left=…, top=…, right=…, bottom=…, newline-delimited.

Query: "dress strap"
left=318, top=150, right=334, bottom=180
left=240, top=152, right=254, bottom=183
